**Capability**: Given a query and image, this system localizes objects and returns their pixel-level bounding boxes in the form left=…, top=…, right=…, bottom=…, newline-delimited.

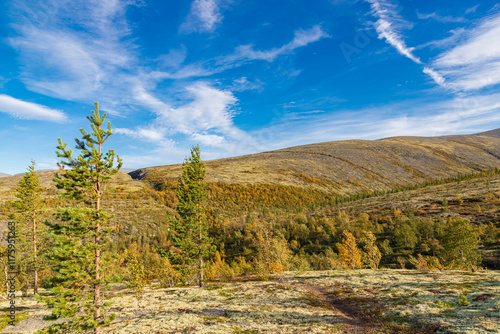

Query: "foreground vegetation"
left=0, top=269, right=498, bottom=333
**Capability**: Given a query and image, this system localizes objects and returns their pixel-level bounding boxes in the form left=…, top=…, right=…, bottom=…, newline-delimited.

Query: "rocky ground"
left=0, top=269, right=498, bottom=333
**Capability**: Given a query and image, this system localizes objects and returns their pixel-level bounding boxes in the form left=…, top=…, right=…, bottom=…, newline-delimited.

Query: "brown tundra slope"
left=130, top=129, right=500, bottom=196
left=1, top=129, right=499, bottom=206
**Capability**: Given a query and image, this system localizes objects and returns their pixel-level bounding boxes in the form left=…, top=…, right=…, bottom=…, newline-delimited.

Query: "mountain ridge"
left=129, top=129, right=500, bottom=196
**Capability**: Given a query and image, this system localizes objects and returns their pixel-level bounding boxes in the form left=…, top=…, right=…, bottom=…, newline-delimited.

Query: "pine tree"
left=170, top=145, right=213, bottom=287
left=41, top=102, right=122, bottom=334
left=10, top=160, right=44, bottom=295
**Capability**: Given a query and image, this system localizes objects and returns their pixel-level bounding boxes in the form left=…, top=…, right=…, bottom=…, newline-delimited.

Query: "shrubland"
left=0, top=168, right=498, bottom=297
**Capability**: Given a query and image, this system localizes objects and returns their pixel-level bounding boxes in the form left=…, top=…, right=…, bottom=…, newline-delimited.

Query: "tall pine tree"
left=170, top=145, right=213, bottom=287
left=41, top=102, right=122, bottom=334
left=10, top=160, right=44, bottom=295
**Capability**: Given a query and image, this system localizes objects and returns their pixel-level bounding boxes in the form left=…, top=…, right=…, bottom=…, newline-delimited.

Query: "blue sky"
left=1, top=0, right=500, bottom=174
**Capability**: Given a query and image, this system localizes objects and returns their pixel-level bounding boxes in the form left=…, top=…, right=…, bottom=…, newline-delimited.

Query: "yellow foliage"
left=206, top=251, right=234, bottom=282
left=393, top=208, right=402, bottom=217
left=254, top=227, right=292, bottom=280
left=126, top=247, right=151, bottom=307
left=230, top=256, right=253, bottom=276
left=409, top=254, right=444, bottom=271
left=336, top=230, right=362, bottom=269
left=157, top=256, right=181, bottom=287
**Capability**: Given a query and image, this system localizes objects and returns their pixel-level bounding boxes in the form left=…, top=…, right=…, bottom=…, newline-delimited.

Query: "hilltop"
left=130, top=130, right=500, bottom=196
left=2, top=130, right=499, bottom=197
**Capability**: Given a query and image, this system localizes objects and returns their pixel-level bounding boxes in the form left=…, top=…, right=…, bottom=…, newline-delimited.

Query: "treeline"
left=140, top=165, right=500, bottom=212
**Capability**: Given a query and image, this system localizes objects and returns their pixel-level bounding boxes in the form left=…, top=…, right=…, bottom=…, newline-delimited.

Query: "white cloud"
left=191, top=133, right=225, bottom=146
left=0, top=94, right=67, bottom=122
left=227, top=25, right=328, bottom=62
left=466, top=5, right=480, bottom=14
left=0, top=76, right=9, bottom=88
left=435, top=17, right=500, bottom=66
left=364, top=0, right=448, bottom=87
left=151, top=25, right=328, bottom=80
left=156, top=47, right=188, bottom=69
left=432, top=13, right=500, bottom=91
left=423, top=67, right=446, bottom=86
left=172, top=82, right=239, bottom=134
left=8, top=0, right=138, bottom=110
left=114, top=127, right=166, bottom=142
left=231, top=77, right=263, bottom=92
left=417, top=28, right=466, bottom=49
left=124, top=81, right=252, bottom=150
left=416, top=11, right=466, bottom=23
left=180, top=0, right=228, bottom=33
left=373, top=19, right=421, bottom=64
left=365, top=0, right=420, bottom=63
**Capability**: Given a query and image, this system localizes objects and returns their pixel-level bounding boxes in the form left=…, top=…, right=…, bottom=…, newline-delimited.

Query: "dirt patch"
left=297, top=282, right=380, bottom=333
left=1, top=315, right=67, bottom=333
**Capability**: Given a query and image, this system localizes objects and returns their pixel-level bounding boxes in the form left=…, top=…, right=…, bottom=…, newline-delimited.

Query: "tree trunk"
left=199, top=218, right=204, bottom=288
left=199, top=257, right=204, bottom=287
left=94, top=220, right=101, bottom=334
left=94, top=143, right=102, bottom=334
left=32, top=210, right=38, bottom=295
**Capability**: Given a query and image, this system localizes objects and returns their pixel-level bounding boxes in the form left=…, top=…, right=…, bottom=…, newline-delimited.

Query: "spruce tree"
left=41, top=102, right=122, bottom=334
left=439, top=218, right=482, bottom=270
left=10, top=160, right=44, bottom=295
left=170, top=145, right=213, bottom=287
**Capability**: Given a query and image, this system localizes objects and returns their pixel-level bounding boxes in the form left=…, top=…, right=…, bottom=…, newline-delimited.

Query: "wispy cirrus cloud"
left=0, top=94, right=67, bottom=122
left=150, top=25, right=328, bottom=80
left=114, top=127, right=168, bottom=142
left=225, top=25, right=329, bottom=63
left=365, top=0, right=420, bottom=62
left=8, top=0, right=139, bottom=114
left=432, top=12, right=500, bottom=91
left=364, top=0, right=447, bottom=86
left=416, top=11, right=466, bottom=23
left=466, top=5, right=480, bottom=15
left=417, top=28, right=466, bottom=50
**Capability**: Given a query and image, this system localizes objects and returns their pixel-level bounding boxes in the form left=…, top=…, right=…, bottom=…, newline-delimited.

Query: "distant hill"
left=0, top=173, right=10, bottom=178
left=477, top=128, right=500, bottom=138
left=2, top=129, right=500, bottom=198
left=129, top=129, right=500, bottom=196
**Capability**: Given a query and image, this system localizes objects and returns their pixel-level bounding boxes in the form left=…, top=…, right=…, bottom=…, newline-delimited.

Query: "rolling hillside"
left=0, top=129, right=498, bottom=270
left=130, top=129, right=500, bottom=196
